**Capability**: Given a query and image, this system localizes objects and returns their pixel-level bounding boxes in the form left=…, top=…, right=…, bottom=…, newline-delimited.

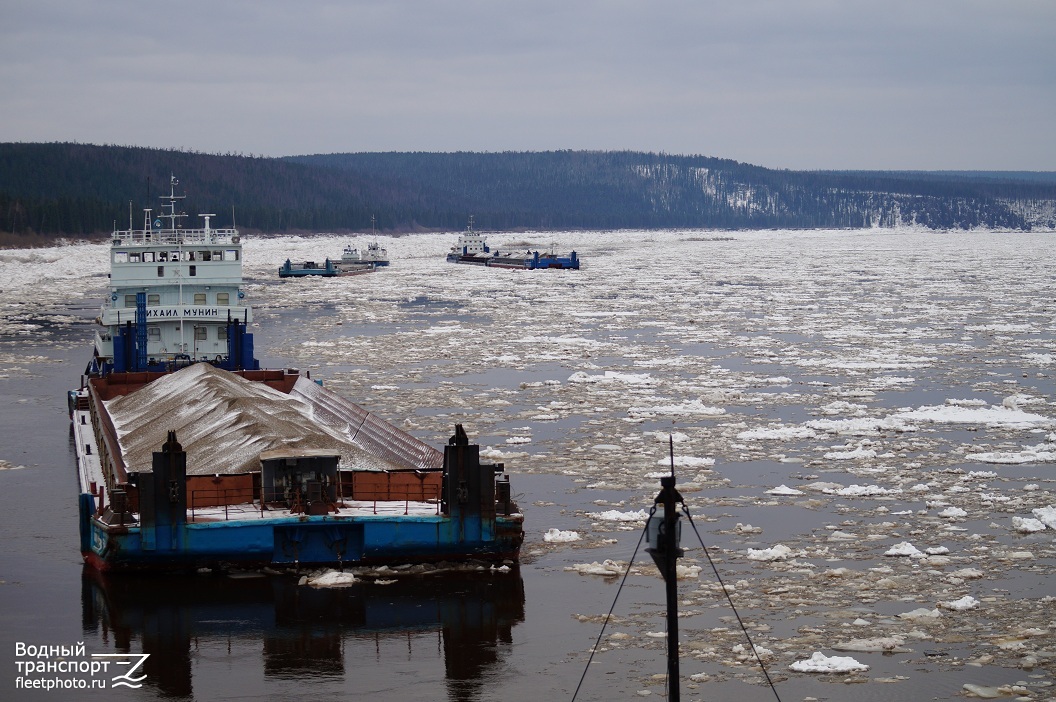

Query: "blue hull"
left=278, top=259, right=340, bottom=277
left=446, top=252, right=580, bottom=269
left=278, top=270, right=339, bottom=277
left=81, top=493, right=523, bottom=571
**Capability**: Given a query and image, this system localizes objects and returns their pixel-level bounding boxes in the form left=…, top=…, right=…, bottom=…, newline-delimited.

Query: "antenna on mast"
left=669, top=434, right=676, bottom=477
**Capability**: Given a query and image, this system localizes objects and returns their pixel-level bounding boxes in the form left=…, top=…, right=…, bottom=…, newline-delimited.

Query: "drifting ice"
left=790, top=651, right=869, bottom=673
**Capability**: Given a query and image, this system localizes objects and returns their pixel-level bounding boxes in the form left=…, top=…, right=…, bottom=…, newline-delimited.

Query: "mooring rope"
left=570, top=506, right=653, bottom=702
left=682, top=502, right=784, bottom=702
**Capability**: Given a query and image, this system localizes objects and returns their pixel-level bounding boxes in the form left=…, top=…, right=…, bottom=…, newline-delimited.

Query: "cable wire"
left=570, top=493, right=785, bottom=702
left=570, top=506, right=654, bottom=702
left=681, top=502, right=784, bottom=702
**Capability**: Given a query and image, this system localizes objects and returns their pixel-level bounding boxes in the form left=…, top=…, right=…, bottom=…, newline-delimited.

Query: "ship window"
left=147, top=326, right=160, bottom=341
left=143, top=252, right=155, bottom=263
left=114, top=252, right=128, bottom=263
left=147, top=294, right=160, bottom=306
left=212, top=250, right=223, bottom=261
left=189, top=265, right=196, bottom=276
left=216, top=292, right=230, bottom=305
left=171, top=251, right=181, bottom=261
left=224, top=249, right=239, bottom=261
left=201, top=250, right=212, bottom=261
left=124, top=295, right=136, bottom=307
left=188, top=251, right=197, bottom=261
left=194, top=327, right=208, bottom=341
left=193, top=293, right=206, bottom=305
left=218, top=326, right=228, bottom=341
left=157, top=265, right=164, bottom=277
left=158, top=251, right=169, bottom=262
left=129, top=253, right=141, bottom=263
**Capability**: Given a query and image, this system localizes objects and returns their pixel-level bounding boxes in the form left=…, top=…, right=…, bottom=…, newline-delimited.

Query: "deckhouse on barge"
left=91, top=178, right=256, bottom=374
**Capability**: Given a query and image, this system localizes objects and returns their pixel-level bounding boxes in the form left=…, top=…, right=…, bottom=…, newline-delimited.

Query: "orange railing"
left=188, top=486, right=260, bottom=521
left=338, top=471, right=442, bottom=514
left=189, top=472, right=444, bottom=520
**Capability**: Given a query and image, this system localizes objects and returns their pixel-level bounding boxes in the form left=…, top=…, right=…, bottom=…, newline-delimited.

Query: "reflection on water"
left=81, top=568, right=525, bottom=700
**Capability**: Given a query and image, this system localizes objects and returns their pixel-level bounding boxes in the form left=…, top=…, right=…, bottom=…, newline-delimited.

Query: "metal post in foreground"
left=646, top=436, right=684, bottom=702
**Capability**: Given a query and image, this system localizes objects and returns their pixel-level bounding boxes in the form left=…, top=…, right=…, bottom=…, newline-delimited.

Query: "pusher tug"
left=69, top=176, right=523, bottom=572
left=446, top=216, right=580, bottom=269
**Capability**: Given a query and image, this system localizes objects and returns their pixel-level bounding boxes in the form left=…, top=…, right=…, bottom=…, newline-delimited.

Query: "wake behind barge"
left=71, top=176, right=522, bottom=572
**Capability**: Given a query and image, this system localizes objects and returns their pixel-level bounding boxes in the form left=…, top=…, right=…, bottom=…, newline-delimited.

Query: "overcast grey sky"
left=2, top=0, right=1053, bottom=170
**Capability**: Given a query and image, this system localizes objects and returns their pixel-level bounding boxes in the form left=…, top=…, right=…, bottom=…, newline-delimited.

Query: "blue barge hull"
left=80, top=501, right=524, bottom=571
left=446, top=249, right=580, bottom=269
left=278, top=259, right=339, bottom=277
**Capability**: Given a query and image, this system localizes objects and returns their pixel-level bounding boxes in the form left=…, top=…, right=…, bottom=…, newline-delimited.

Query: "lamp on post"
left=645, top=445, right=684, bottom=702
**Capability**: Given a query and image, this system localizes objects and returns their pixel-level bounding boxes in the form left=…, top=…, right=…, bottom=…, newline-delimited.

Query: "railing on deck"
left=339, top=471, right=442, bottom=515
left=344, top=485, right=442, bottom=515
left=189, top=486, right=259, bottom=521
left=112, top=228, right=239, bottom=246
left=189, top=475, right=443, bottom=521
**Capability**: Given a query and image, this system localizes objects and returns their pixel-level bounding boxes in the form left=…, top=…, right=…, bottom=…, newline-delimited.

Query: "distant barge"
left=446, top=218, right=580, bottom=270
left=70, top=176, right=523, bottom=572
left=278, top=256, right=375, bottom=277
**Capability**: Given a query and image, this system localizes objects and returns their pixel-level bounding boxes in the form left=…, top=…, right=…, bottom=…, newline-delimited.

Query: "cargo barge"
left=278, top=254, right=375, bottom=277
left=446, top=218, right=580, bottom=270
left=70, top=176, right=523, bottom=572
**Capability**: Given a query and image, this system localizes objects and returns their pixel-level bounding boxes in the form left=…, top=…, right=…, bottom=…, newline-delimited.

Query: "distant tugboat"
left=361, top=217, right=390, bottom=266
left=290, top=216, right=387, bottom=276
left=360, top=239, right=389, bottom=266
left=334, top=242, right=378, bottom=274
left=334, top=240, right=387, bottom=272
left=70, top=176, right=524, bottom=572
left=446, top=216, right=580, bottom=270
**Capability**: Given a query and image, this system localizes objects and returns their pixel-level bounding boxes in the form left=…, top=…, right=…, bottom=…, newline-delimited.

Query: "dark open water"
left=0, top=314, right=682, bottom=702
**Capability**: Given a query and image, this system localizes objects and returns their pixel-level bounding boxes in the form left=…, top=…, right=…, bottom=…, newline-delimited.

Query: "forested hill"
left=2, top=142, right=1054, bottom=238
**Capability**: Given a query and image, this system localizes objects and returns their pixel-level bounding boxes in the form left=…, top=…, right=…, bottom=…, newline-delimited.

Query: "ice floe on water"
left=746, top=544, right=798, bottom=561
left=592, top=509, right=650, bottom=523
left=766, top=485, right=803, bottom=496
left=628, top=398, right=726, bottom=419
left=895, top=403, right=1055, bottom=429
left=832, top=636, right=911, bottom=653
left=567, top=560, right=626, bottom=577
left=1033, top=505, right=1056, bottom=528
left=302, top=570, right=358, bottom=588
left=939, top=595, right=980, bottom=611
left=789, top=651, right=869, bottom=673
left=5, top=228, right=1056, bottom=698
left=543, top=528, right=581, bottom=543
left=966, top=443, right=1056, bottom=464
left=737, top=425, right=818, bottom=441
left=297, top=561, right=514, bottom=587
left=568, top=370, right=657, bottom=385
left=884, top=541, right=924, bottom=557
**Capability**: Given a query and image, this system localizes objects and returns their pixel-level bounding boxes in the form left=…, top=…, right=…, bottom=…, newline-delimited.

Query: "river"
left=0, top=228, right=1053, bottom=701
